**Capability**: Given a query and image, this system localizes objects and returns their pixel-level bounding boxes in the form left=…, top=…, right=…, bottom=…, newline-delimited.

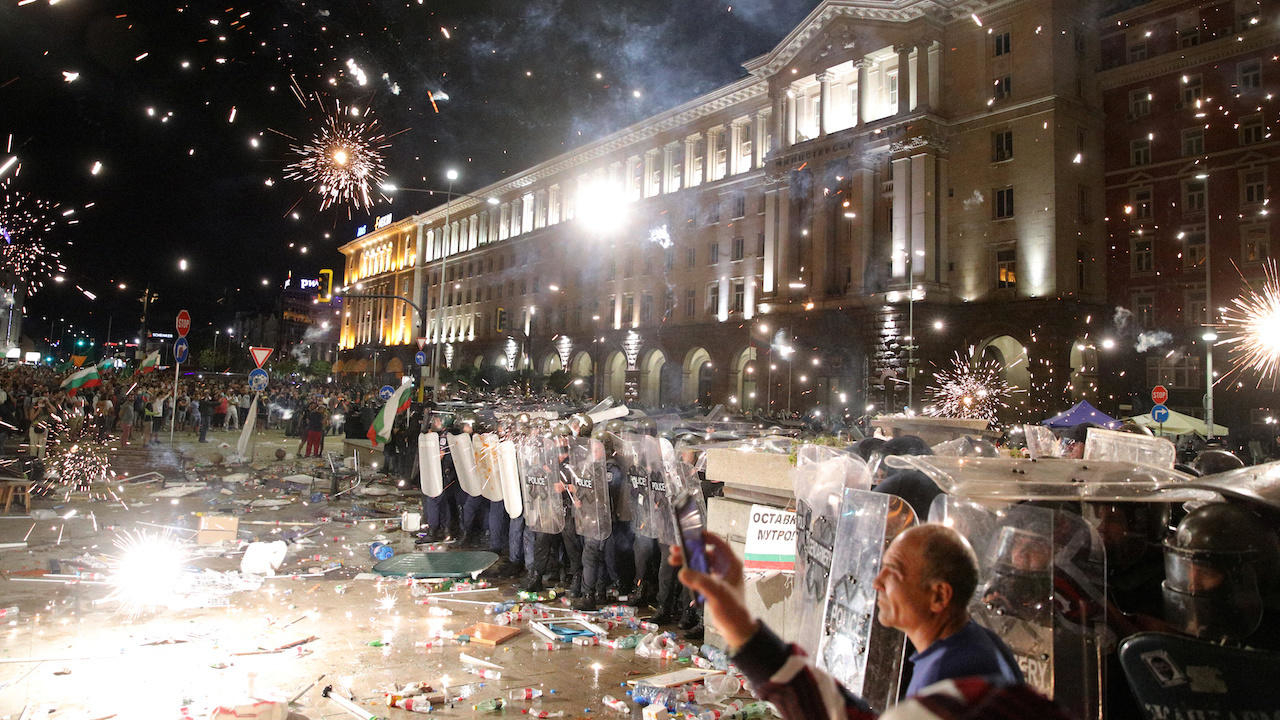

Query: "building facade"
left=340, top=0, right=1109, bottom=418
left=1099, top=0, right=1278, bottom=436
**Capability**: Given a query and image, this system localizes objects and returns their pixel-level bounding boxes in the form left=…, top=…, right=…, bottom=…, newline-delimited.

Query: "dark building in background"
left=1099, top=0, right=1278, bottom=443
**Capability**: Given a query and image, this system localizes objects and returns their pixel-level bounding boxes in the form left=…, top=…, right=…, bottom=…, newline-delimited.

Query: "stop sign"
left=1152, top=385, right=1168, bottom=405
left=175, top=309, right=191, bottom=338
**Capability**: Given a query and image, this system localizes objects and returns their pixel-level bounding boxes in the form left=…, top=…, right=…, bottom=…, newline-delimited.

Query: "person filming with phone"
left=670, top=524, right=1069, bottom=719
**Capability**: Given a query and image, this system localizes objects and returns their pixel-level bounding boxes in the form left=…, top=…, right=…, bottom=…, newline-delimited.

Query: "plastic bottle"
left=531, top=639, right=565, bottom=652
left=721, top=702, right=773, bottom=719
left=426, top=606, right=453, bottom=617
left=700, top=643, right=731, bottom=670
left=601, top=695, right=631, bottom=714
left=601, top=635, right=640, bottom=649
left=508, top=687, right=544, bottom=700
left=468, top=667, right=502, bottom=680
left=369, top=541, right=394, bottom=561
left=520, top=711, right=565, bottom=718
left=474, top=697, right=506, bottom=713
left=0, top=606, right=18, bottom=619
left=628, top=684, right=695, bottom=707
left=388, top=696, right=433, bottom=713
left=572, top=635, right=599, bottom=647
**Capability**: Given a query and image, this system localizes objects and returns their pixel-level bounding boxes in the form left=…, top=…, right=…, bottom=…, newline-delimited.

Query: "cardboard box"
left=197, top=515, right=240, bottom=545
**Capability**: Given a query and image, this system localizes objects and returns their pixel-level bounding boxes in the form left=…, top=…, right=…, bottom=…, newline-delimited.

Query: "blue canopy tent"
left=1041, top=400, right=1120, bottom=429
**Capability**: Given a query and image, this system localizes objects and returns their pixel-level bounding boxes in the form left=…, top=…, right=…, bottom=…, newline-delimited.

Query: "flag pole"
left=170, top=351, right=179, bottom=445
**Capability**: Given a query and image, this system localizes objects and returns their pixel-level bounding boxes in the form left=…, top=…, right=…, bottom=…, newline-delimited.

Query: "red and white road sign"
left=249, top=346, right=273, bottom=368
left=416, top=337, right=428, bottom=350
left=1151, top=385, right=1169, bottom=405
left=175, top=309, right=191, bottom=338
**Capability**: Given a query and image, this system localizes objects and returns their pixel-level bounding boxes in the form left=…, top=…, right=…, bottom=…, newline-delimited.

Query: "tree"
left=309, top=359, right=332, bottom=379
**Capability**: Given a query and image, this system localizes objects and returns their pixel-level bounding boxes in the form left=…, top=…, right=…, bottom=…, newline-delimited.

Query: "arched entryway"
left=980, top=335, right=1032, bottom=390
left=602, top=351, right=626, bottom=401
left=540, top=352, right=563, bottom=376
left=728, top=347, right=758, bottom=411
left=638, top=349, right=667, bottom=409
left=681, top=347, right=714, bottom=406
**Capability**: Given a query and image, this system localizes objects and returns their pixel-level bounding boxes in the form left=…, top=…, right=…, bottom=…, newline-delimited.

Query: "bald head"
left=899, top=524, right=981, bottom=615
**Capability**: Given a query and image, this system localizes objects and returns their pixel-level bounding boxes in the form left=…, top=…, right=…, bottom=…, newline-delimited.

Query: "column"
left=684, top=134, right=701, bottom=187
left=910, top=152, right=937, bottom=283
left=915, top=42, right=932, bottom=112
left=785, top=93, right=797, bottom=146
left=891, top=156, right=912, bottom=280
left=817, top=72, right=831, bottom=137
left=663, top=143, right=678, bottom=192
left=773, top=93, right=789, bottom=149
left=729, top=122, right=744, bottom=175
left=763, top=188, right=779, bottom=294
left=643, top=150, right=658, bottom=197
left=855, top=166, right=875, bottom=293
left=705, top=126, right=719, bottom=182
left=896, top=45, right=912, bottom=115
left=776, top=185, right=792, bottom=294
left=753, top=111, right=767, bottom=168
left=855, top=60, right=869, bottom=126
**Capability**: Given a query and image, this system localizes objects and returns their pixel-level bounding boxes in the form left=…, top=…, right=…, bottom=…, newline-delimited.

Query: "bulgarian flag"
left=138, top=350, right=160, bottom=374
left=60, top=366, right=101, bottom=396
left=96, top=357, right=114, bottom=373
left=367, top=381, right=413, bottom=447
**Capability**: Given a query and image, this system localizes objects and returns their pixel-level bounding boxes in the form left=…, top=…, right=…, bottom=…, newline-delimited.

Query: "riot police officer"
left=421, top=412, right=460, bottom=542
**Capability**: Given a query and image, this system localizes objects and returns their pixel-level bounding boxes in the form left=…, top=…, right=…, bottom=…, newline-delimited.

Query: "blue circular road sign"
left=173, top=337, right=189, bottom=364
left=379, top=384, right=395, bottom=401
left=415, top=351, right=427, bottom=366
left=1151, top=404, right=1171, bottom=424
left=248, top=368, right=269, bottom=392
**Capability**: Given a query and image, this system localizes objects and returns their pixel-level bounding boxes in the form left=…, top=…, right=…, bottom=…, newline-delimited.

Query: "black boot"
left=520, top=574, right=544, bottom=593
left=571, top=592, right=599, bottom=612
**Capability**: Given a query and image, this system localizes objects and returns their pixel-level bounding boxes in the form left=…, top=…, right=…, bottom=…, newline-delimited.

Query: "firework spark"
left=284, top=105, right=389, bottom=212
left=2, top=241, right=66, bottom=295
left=1216, top=260, right=1280, bottom=389
left=106, top=529, right=190, bottom=613
left=924, top=346, right=1018, bottom=422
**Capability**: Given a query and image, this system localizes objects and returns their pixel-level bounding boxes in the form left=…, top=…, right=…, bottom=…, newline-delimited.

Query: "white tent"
left=1127, top=409, right=1228, bottom=438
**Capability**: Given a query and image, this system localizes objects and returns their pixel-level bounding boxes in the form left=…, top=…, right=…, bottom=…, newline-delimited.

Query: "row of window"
left=1129, top=117, right=1268, bottom=167
left=1121, top=7, right=1264, bottom=66
left=1124, top=168, right=1268, bottom=221
left=1128, top=224, right=1270, bottom=275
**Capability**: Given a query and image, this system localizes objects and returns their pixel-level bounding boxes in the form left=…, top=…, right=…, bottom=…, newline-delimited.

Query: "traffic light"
left=495, top=307, right=508, bottom=332
left=75, top=339, right=85, bottom=348
left=317, top=269, right=333, bottom=303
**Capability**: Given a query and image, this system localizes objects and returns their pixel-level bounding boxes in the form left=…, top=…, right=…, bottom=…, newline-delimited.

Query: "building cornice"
left=1098, top=25, right=1279, bottom=89
left=742, top=0, right=1015, bottom=79
left=337, top=216, right=421, bottom=256
left=409, top=78, right=769, bottom=226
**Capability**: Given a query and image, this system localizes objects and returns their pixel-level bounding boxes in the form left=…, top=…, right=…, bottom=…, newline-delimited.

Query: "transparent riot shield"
left=645, top=436, right=677, bottom=546
left=568, top=437, right=612, bottom=542
left=418, top=431, right=444, bottom=498
left=518, top=436, right=566, bottom=534
left=929, top=495, right=1108, bottom=720
left=621, top=433, right=661, bottom=540
left=1084, top=427, right=1177, bottom=469
left=474, top=433, right=505, bottom=503
left=1024, top=424, right=1063, bottom=459
left=498, top=439, right=523, bottom=519
left=815, top=489, right=917, bottom=713
left=449, top=432, right=483, bottom=496
left=793, top=447, right=870, bottom=655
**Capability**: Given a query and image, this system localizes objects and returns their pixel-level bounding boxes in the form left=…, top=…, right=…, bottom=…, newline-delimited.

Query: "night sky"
left=0, top=0, right=819, bottom=348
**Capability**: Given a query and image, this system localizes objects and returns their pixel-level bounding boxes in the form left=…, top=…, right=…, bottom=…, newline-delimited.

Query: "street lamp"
left=1196, top=171, right=1215, bottom=439
left=381, top=174, right=502, bottom=397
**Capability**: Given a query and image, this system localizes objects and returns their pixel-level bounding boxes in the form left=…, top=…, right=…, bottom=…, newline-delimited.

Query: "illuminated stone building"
left=1100, top=0, right=1278, bottom=438
left=339, top=0, right=1108, bottom=416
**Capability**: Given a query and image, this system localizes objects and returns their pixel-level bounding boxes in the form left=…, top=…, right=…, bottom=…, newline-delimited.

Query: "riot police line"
left=405, top=404, right=1280, bottom=717
left=415, top=407, right=709, bottom=626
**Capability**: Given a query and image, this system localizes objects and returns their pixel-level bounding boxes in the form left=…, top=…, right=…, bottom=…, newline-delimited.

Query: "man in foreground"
left=673, top=524, right=1070, bottom=719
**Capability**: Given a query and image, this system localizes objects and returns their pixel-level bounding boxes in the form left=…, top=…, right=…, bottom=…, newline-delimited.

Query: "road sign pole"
left=170, top=356, right=179, bottom=445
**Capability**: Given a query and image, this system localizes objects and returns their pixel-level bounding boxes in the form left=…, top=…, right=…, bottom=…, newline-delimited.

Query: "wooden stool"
left=0, top=480, right=33, bottom=514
